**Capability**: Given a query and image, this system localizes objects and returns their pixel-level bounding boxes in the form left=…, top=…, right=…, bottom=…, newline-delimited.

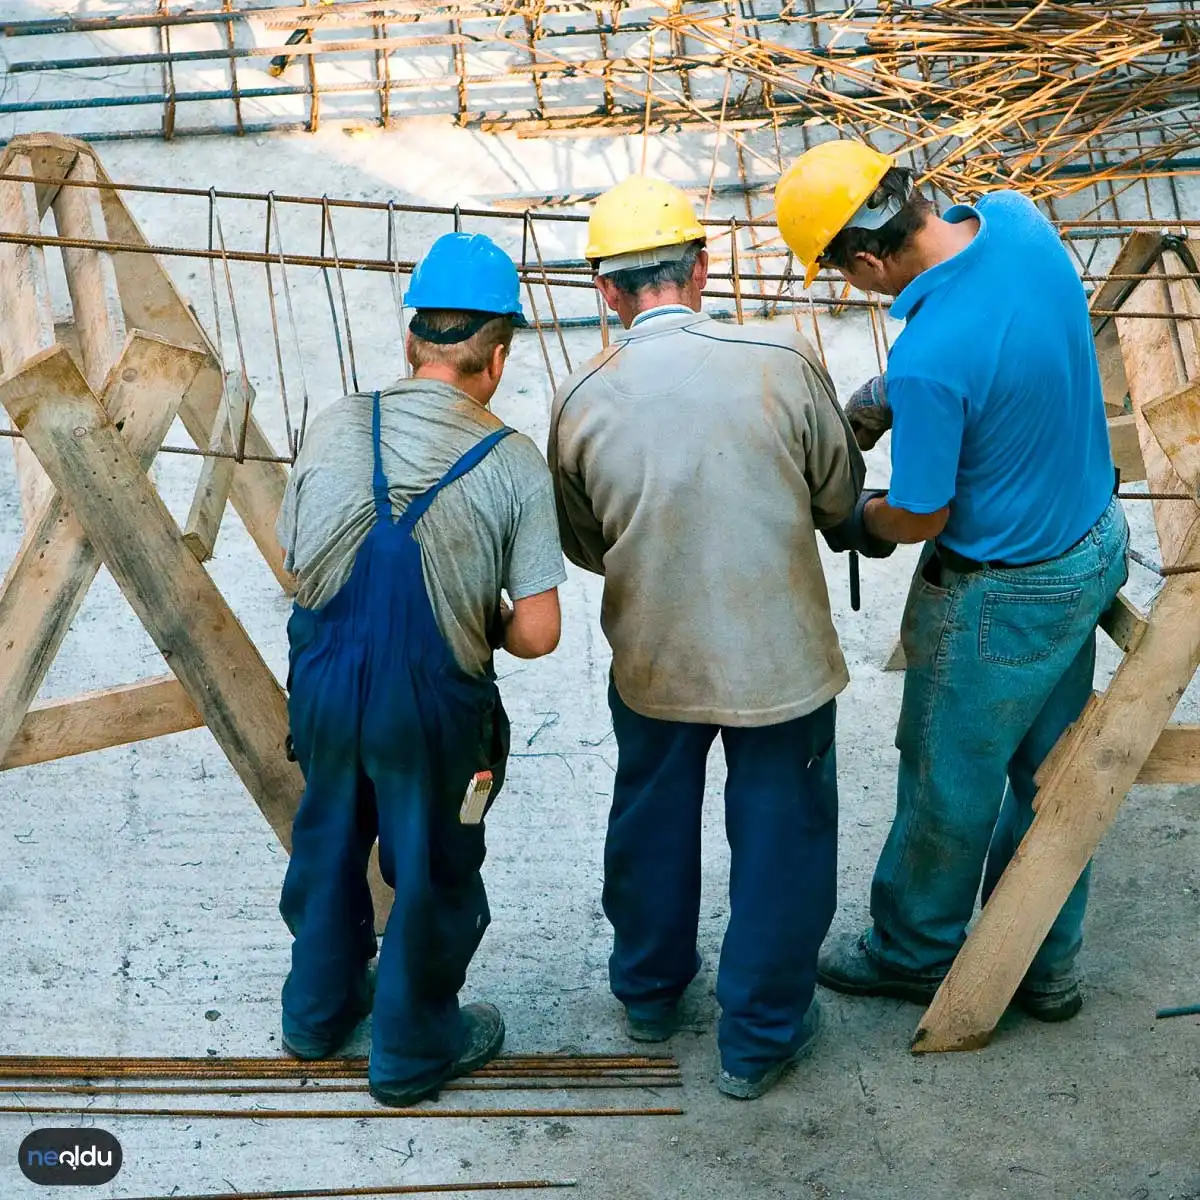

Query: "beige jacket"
left=548, top=311, right=864, bottom=727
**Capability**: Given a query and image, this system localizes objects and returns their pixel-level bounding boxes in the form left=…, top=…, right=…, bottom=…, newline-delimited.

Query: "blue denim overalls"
left=281, top=390, right=511, bottom=1092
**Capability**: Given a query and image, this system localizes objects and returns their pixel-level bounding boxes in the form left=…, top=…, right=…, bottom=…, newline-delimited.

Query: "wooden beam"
left=0, top=333, right=205, bottom=768
left=0, top=344, right=303, bottom=847
left=912, top=561, right=1200, bottom=1052
left=1141, top=380, right=1200, bottom=497
left=1108, top=414, right=1146, bottom=483
left=91, top=166, right=292, bottom=590
left=1089, top=232, right=1165, bottom=327
left=883, top=637, right=906, bottom=672
left=2, top=676, right=201, bottom=770
left=50, top=153, right=125, bottom=393
left=0, top=152, right=58, bottom=526
left=1117, top=266, right=1200, bottom=566
left=1098, top=591, right=1148, bottom=654
left=0, top=132, right=82, bottom=218
left=1140, top=724, right=1200, bottom=785
left=183, top=374, right=255, bottom=563
left=1096, top=322, right=1129, bottom=416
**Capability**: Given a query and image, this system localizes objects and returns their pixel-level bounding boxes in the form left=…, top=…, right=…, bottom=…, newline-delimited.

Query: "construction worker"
left=548, top=176, right=866, bottom=1100
left=774, top=141, right=1129, bottom=1020
left=276, top=232, right=566, bottom=1106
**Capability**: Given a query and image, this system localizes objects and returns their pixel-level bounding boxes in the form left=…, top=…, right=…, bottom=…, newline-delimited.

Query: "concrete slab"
left=0, top=15, right=1198, bottom=1198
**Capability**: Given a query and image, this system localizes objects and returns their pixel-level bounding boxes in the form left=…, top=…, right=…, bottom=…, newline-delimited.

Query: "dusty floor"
left=2, top=10, right=1200, bottom=1195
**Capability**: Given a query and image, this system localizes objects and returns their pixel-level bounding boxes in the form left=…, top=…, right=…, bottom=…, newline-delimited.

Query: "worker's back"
left=885, top=191, right=1114, bottom=564
left=278, top=379, right=565, bottom=676
left=549, top=310, right=864, bottom=727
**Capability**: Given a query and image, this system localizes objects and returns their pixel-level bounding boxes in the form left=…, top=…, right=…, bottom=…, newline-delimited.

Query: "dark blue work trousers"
left=604, top=680, right=839, bottom=1078
left=280, top=392, right=511, bottom=1093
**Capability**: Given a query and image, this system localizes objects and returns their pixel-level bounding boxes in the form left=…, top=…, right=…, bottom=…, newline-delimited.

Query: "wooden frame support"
left=0, top=332, right=205, bottom=766
left=0, top=345, right=303, bottom=847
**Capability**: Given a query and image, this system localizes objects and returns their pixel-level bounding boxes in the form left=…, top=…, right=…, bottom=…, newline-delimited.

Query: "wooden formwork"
left=0, top=133, right=391, bottom=924
left=911, top=232, right=1200, bottom=1052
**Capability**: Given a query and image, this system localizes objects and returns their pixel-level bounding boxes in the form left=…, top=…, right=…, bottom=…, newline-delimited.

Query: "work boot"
left=625, top=1002, right=681, bottom=1044
left=1014, top=975, right=1083, bottom=1023
left=281, top=967, right=375, bottom=1061
left=369, top=1002, right=505, bottom=1108
left=816, top=930, right=941, bottom=1004
left=718, top=1000, right=822, bottom=1101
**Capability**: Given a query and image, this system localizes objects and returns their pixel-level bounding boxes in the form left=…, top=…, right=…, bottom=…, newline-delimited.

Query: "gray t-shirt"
left=277, top=379, right=566, bottom=676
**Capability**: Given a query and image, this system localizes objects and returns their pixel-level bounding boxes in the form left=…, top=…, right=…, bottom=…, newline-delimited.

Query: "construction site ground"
left=1, top=84, right=1200, bottom=1200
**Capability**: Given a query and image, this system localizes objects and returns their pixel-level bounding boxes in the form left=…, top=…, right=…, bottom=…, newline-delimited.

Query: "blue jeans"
left=605, top=681, right=838, bottom=1078
left=868, top=496, right=1129, bottom=982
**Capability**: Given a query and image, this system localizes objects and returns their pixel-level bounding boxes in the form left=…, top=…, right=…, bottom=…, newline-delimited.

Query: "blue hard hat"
left=406, top=232, right=527, bottom=325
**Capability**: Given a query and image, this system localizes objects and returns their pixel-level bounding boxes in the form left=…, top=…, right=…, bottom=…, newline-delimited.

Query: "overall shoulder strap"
left=400, top=427, right=515, bottom=529
left=371, top=390, right=391, bottom=521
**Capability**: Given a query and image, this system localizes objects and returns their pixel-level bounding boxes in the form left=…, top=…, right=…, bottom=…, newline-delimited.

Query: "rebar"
left=2, top=0, right=1199, bottom=210
left=0, top=1103, right=683, bottom=1118
left=119, top=1181, right=577, bottom=1200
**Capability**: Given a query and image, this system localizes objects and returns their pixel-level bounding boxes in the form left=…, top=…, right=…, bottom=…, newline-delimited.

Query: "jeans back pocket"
left=979, top=589, right=1084, bottom=666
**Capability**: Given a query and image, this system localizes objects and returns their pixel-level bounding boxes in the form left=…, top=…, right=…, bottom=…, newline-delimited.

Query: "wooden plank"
left=883, top=637, right=906, bottom=672
left=1096, top=321, right=1129, bottom=415
left=913, top=560, right=1200, bottom=1052
left=1089, top=232, right=1165, bottom=326
left=1108, top=414, right=1146, bottom=483
left=50, top=154, right=125, bottom=392
left=0, top=132, right=82, bottom=217
left=92, top=172, right=292, bottom=590
left=0, top=333, right=205, bottom=767
left=1141, top=380, right=1200, bottom=496
left=183, top=374, right=255, bottom=562
left=1098, top=591, right=1148, bottom=654
left=0, top=345, right=303, bottom=848
left=1139, top=724, right=1200, bottom=785
left=0, top=151, right=58, bottom=526
left=2, top=676, right=201, bottom=770
left=1117, top=266, right=1200, bottom=565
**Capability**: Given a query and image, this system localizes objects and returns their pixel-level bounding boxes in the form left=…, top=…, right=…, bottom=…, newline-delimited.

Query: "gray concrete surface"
left=1, top=19, right=1199, bottom=1196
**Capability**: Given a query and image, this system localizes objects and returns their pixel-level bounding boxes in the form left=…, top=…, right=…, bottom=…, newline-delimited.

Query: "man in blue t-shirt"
left=774, top=140, right=1130, bottom=1021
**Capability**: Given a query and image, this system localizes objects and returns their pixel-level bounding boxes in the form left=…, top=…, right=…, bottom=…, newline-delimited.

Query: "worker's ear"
left=693, top=248, right=710, bottom=290
left=404, top=330, right=416, bottom=368
left=595, top=275, right=621, bottom=312
left=486, top=340, right=508, bottom=383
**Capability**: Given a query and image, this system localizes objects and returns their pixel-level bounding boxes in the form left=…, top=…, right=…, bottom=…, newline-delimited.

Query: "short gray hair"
left=602, top=240, right=705, bottom=297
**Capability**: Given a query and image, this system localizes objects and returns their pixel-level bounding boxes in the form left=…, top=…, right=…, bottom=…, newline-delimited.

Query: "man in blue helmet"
left=276, top=232, right=566, bottom=1107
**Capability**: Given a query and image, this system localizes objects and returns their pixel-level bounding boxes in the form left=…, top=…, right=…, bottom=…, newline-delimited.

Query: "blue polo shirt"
left=885, top=191, right=1113, bottom=563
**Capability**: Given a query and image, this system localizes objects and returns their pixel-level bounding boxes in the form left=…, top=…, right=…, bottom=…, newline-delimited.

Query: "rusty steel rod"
left=117, top=1182, right=577, bottom=1200
left=0, top=1103, right=683, bottom=1119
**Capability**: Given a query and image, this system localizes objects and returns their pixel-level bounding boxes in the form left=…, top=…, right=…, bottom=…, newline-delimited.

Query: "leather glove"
left=822, top=488, right=897, bottom=559
left=845, top=374, right=892, bottom=451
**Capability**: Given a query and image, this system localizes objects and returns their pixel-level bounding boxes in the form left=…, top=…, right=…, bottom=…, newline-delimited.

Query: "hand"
left=822, top=489, right=897, bottom=559
left=845, top=374, right=892, bottom=451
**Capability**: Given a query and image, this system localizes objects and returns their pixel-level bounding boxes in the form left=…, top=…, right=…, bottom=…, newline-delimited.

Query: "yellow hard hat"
left=585, top=176, right=706, bottom=272
left=775, top=141, right=894, bottom=288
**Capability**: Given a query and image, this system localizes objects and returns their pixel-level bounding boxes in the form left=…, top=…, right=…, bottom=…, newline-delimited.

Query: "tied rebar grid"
left=0, top=165, right=1197, bottom=487
left=1, top=0, right=1199, bottom=211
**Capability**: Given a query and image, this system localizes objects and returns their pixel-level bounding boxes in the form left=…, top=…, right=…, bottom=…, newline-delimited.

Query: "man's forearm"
left=863, top=496, right=949, bottom=545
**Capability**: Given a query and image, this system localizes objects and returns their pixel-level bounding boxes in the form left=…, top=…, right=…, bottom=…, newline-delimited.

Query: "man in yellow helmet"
left=547, top=175, right=866, bottom=1100
left=775, top=141, right=1129, bottom=1021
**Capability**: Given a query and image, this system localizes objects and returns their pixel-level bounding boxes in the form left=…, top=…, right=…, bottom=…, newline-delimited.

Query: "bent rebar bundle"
left=1, top=0, right=1198, bottom=204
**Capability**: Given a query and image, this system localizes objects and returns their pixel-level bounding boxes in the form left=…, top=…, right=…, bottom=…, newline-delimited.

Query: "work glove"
left=845, top=374, right=892, bottom=451
left=822, top=488, right=897, bottom=559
